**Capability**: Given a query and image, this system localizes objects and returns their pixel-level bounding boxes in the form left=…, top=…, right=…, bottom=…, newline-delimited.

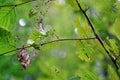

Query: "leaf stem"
left=41, top=37, right=96, bottom=46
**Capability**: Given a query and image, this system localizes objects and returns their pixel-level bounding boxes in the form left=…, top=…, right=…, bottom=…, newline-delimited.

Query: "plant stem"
left=0, top=37, right=96, bottom=56
left=41, top=37, right=96, bottom=46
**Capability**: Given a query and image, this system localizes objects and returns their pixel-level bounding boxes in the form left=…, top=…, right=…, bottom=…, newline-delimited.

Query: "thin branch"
left=75, top=0, right=96, bottom=35
left=41, top=37, right=96, bottom=46
left=76, top=0, right=119, bottom=70
left=0, top=0, right=36, bottom=8
left=0, top=37, right=96, bottom=56
left=0, top=46, right=31, bottom=56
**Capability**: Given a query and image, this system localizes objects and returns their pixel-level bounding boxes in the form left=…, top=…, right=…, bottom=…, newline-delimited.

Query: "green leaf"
left=74, top=17, right=92, bottom=38
left=0, top=7, right=16, bottom=32
left=65, top=0, right=79, bottom=10
left=65, top=0, right=86, bottom=10
left=20, top=0, right=31, bottom=2
left=0, top=0, right=13, bottom=4
left=111, top=2, right=120, bottom=40
left=113, top=18, right=120, bottom=40
left=76, top=41, right=93, bottom=62
left=76, top=69, right=97, bottom=80
left=108, top=65, right=119, bottom=80
left=82, top=71, right=97, bottom=80
left=107, top=38, right=119, bottom=55
left=0, top=28, right=16, bottom=55
left=76, top=48, right=89, bottom=62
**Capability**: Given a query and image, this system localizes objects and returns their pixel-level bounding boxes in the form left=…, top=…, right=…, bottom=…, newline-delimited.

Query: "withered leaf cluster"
left=18, top=46, right=30, bottom=69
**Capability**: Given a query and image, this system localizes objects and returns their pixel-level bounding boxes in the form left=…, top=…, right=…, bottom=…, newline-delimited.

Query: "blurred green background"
left=0, top=0, right=120, bottom=80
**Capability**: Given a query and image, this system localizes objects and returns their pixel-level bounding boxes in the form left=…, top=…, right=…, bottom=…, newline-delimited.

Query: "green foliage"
left=65, top=0, right=87, bottom=10
left=107, top=38, right=119, bottom=56
left=76, top=41, right=93, bottom=62
left=0, top=0, right=13, bottom=4
left=68, top=76, right=81, bottom=80
left=108, top=65, right=119, bottom=80
left=20, top=0, right=31, bottom=2
left=0, top=0, right=120, bottom=80
left=112, top=17, right=120, bottom=40
left=78, top=70, right=97, bottom=80
left=29, top=29, right=47, bottom=41
left=65, top=0, right=79, bottom=10
left=111, top=1, right=120, bottom=40
left=74, top=16, right=92, bottom=38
